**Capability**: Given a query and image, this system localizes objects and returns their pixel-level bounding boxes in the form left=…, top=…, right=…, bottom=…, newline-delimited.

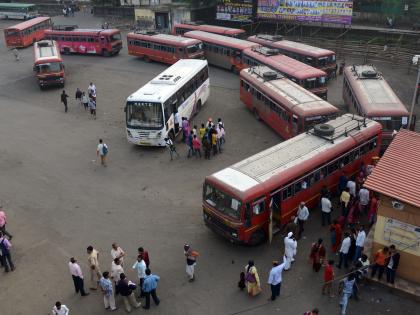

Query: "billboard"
left=216, top=0, right=253, bottom=22
left=257, top=0, right=353, bottom=25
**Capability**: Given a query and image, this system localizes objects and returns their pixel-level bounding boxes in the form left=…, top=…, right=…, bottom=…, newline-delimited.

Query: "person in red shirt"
left=368, top=195, right=379, bottom=227
left=192, top=135, right=201, bottom=158
left=371, top=247, right=389, bottom=280
left=322, top=259, right=335, bottom=297
left=138, top=247, right=150, bottom=268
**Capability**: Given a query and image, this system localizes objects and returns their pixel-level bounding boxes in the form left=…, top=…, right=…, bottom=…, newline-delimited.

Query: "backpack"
left=0, top=239, right=9, bottom=256
left=102, top=144, right=108, bottom=155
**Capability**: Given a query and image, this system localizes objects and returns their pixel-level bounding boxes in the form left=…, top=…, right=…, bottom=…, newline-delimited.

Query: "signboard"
left=257, top=0, right=353, bottom=25
left=216, top=0, right=253, bottom=22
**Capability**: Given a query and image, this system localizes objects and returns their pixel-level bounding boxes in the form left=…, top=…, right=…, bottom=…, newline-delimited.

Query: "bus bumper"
left=203, top=212, right=242, bottom=244
left=39, top=77, right=65, bottom=87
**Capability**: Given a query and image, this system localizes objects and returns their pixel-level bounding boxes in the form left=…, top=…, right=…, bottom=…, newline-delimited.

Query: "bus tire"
left=253, top=108, right=261, bottom=121
left=248, top=229, right=265, bottom=246
left=195, top=100, right=202, bottom=115
left=314, top=123, right=334, bottom=136
left=144, top=55, right=151, bottom=63
left=102, top=49, right=110, bottom=57
left=63, top=48, right=71, bottom=55
left=231, top=66, right=239, bottom=74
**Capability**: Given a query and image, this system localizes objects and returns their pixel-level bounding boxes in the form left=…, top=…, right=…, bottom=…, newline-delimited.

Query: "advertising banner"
left=257, top=0, right=353, bottom=25
left=216, top=0, right=253, bottom=22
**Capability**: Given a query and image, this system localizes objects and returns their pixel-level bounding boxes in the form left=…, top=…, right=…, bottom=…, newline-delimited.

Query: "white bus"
left=0, top=3, right=37, bottom=20
left=125, top=59, right=210, bottom=146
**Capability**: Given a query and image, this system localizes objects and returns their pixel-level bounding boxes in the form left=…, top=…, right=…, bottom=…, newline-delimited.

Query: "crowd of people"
left=61, top=82, right=97, bottom=118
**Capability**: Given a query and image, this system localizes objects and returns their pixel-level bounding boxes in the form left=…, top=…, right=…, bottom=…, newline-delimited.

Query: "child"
left=322, top=260, right=335, bottom=297
left=238, top=272, right=246, bottom=291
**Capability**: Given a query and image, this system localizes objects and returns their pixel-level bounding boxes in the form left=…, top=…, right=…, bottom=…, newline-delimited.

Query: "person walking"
left=309, top=238, right=326, bottom=272
left=0, top=232, right=15, bottom=272
left=99, top=271, right=117, bottom=311
left=138, top=247, right=150, bottom=268
left=340, top=188, right=351, bottom=217
left=211, top=128, right=218, bottom=156
left=322, top=259, right=335, bottom=297
left=75, top=88, right=83, bottom=106
left=142, top=268, right=160, bottom=309
left=386, top=245, right=400, bottom=284
left=353, top=225, right=366, bottom=263
left=12, top=47, right=20, bottom=61
left=202, top=135, right=211, bottom=160
left=371, top=246, right=389, bottom=281
left=97, top=139, right=108, bottom=167
left=244, top=260, right=261, bottom=297
left=184, top=244, right=198, bottom=282
left=340, top=273, right=356, bottom=315
left=88, top=96, right=96, bottom=119
left=132, top=254, right=146, bottom=298
left=192, top=135, right=201, bottom=158
left=81, top=92, right=89, bottom=111
left=52, top=301, right=69, bottom=315
left=0, top=207, right=12, bottom=240
left=337, top=232, right=351, bottom=269
left=116, top=273, right=141, bottom=312
left=87, top=245, right=101, bottom=290
left=174, top=109, right=181, bottom=134
left=321, top=195, right=332, bottom=226
left=111, top=258, right=124, bottom=293
left=111, top=243, right=125, bottom=266
left=297, top=202, right=309, bottom=239
left=164, top=137, right=179, bottom=160
left=182, top=117, right=190, bottom=142
left=186, top=130, right=194, bottom=158
left=61, top=90, right=69, bottom=113
left=267, top=258, right=286, bottom=301
left=331, top=220, right=342, bottom=253
left=283, top=232, right=297, bottom=271
left=358, top=187, right=370, bottom=215
left=68, top=257, right=89, bottom=296
left=88, top=82, right=97, bottom=98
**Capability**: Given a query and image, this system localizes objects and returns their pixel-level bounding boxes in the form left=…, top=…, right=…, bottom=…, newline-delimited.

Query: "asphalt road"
left=0, top=13, right=419, bottom=315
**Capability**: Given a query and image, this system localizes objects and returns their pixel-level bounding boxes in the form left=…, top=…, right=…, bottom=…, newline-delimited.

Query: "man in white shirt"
left=267, top=258, right=286, bottom=301
left=96, top=139, right=108, bottom=167
left=111, top=243, right=125, bottom=266
left=283, top=232, right=297, bottom=271
left=111, top=257, right=124, bottom=289
left=68, top=257, right=89, bottom=296
left=321, top=196, right=332, bottom=226
left=337, top=232, right=351, bottom=269
left=358, top=187, right=370, bottom=214
left=52, top=301, right=69, bottom=315
left=87, top=245, right=101, bottom=290
left=353, top=225, right=366, bottom=263
left=88, top=82, right=96, bottom=97
left=346, top=178, right=356, bottom=197
left=297, top=202, right=309, bottom=239
left=132, top=254, right=147, bottom=297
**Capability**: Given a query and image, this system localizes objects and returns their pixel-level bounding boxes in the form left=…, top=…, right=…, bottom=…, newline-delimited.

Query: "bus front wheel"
left=248, top=229, right=265, bottom=246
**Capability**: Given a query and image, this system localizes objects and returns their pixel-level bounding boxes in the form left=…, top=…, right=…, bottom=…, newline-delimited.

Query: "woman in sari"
left=331, top=220, right=342, bottom=253
left=309, top=238, right=326, bottom=272
left=244, top=260, right=261, bottom=297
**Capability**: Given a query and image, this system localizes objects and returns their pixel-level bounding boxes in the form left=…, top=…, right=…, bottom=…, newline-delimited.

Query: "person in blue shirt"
left=340, top=273, right=356, bottom=315
left=142, top=268, right=160, bottom=310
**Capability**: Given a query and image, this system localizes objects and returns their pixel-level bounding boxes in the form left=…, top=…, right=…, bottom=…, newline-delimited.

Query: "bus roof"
left=207, top=114, right=381, bottom=200
left=46, top=28, right=120, bottom=36
left=174, top=23, right=245, bottom=36
left=241, top=66, right=338, bottom=117
left=5, top=16, right=50, bottom=31
left=34, top=40, right=61, bottom=63
left=127, top=59, right=208, bottom=104
left=0, top=3, right=35, bottom=8
left=248, top=35, right=335, bottom=58
left=244, top=47, right=327, bottom=80
left=127, top=32, right=201, bottom=47
left=344, top=65, right=408, bottom=117
left=184, top=31, right=258, bottom=51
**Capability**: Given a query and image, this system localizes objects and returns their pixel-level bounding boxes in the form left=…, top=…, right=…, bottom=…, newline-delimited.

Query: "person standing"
left=322, top=260, right=335, bottom=297
left=331, top=220, right=342, bottom=253
left=99, top=271, right=117, bottom=311
left=346, top=177, right=356, bottom=198
left=267, top=258, right=286, bottom=301
left=132, top=254, right=146, bottom=297
left=211, top=128, right=218, bottom=156
left=88, top=96, right=96, bottom=119
left=87, top=245, right=101, bottom=290
left=116, top=273, right=141, bottom=312
left=174, top=110, right=181, bottom=134
left=283, top=232, right=296, bottom=271
left=0, top=232, right=15, bottom=272
left=353, top=225, right=366, bottom=263
left=184, top=244, right=198, bottom=282
left=338, top=171, right=348, bottom=195
left=202, top=135, right=211, bottom=160
left=340, top=273, right=356, bottom=315
left=340, top=188, right=351, bottom=217
left=321, top=195, right=332, bottom=226
left=111, top=258, right=124, bottom=291
left=186, top=130, right=194, bottom=158
left=198, top=123, right=206, bottom=140
left=182, top=117, right=190, bottom=142
left=371, top=246, right=389, bottom=281
left=0, top=207, right=12, bottom=239
left=88, top=82, right=97, bottom=98
left=297, top=202, right=309, bottom=239
left=12, top=47, right=20, bottom=61
left=52, top=301, right=69, bottom=315
left=97, top=139, right=108, bottom=167
left=309, top=238, right=326, bottom=272
left=337, top=232, right=351, bottom=269
left=244, top=260, right=261, bottom=297
left=142, top=268, right=160, bottom=309
left=81, top=92, right=89, bottom=111
left=75, top=88, right=83, bottom=106
left=61, top=90, right=69, bottom=113
left=68, top=257, right=89, bottom=296
left=358, top=187, right=370, bottom=215
left=111, top=243, right=125, bottom=266
left=368, top=194, right=379, bottom=227
left=386, top=245, right=400, bottom=284
left=138, top=247, right=150, bottom=268
left=192, top=135, right=201, bottom=158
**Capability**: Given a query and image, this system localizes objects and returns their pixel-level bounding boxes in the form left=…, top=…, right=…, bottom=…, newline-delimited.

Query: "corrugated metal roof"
left=364, top=129, right=420, bottom=207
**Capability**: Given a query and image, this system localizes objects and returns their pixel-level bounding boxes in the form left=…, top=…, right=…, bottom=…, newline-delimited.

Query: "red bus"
left=184, top=30, right=259, bottom=73
left=33, top=40, right=65, bottom=88
left=203, top=114, right=382, bottom=245
left=44, top=27, right=122, bottom=56
left=173, top=22, right=245, bottom=38
left=4, top=16, right=52, bottom=48
left=243, top=46, right=328, bottom=99
left=343, top=64, right=414, bottom=149
left=240, top=66, right=338, bottom=139
left=127, top=32, right=204, bottom=64
left=248, top=34, right=337, bottom=78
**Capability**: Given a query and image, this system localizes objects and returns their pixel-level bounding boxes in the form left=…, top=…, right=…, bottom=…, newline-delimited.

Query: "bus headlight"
left=231, top=232, right=238, bottom=238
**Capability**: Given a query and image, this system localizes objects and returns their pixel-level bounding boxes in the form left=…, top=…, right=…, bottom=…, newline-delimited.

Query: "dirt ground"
left=0, top=13, right=419, bottom=315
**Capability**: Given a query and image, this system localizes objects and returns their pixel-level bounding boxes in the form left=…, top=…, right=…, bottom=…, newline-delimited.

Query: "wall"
left=93, top=6, right=135, bottom=18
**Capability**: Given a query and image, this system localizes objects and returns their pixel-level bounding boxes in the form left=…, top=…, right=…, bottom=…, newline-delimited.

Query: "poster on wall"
left=257, top=0, right=353, bottom=25
left=216, top=0, right=254, bottom=22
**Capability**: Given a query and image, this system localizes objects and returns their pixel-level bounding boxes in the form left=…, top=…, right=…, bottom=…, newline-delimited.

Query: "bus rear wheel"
left=102, top=49, right=110, bottom=57
left=63, top=48, right=71, bottom=55
left=248, top=229, right=265, bottom=246
left=144, top=56, right=151, bottom=63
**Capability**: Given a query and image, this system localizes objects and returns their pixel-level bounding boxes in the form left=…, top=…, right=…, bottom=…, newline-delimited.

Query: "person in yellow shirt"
left=340, top=187, right=351, bottom=217
left=211, top=129, right=218, bottom=156
left=198, top=123, right=206, bottom=141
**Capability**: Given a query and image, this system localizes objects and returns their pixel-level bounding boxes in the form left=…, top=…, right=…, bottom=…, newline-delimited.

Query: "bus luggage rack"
left=251, top=46, right=280, bottom=56
left=250, top=66, right=284, bottom=81
left=52, top=25, right=78, bottom=31
left=134, top=30, right=159, bottom=35
left=351, top=64, right=381, bottom=80
left=255, top=34, right=283, bottom=42
left=307, top=115, right=368, bottom=143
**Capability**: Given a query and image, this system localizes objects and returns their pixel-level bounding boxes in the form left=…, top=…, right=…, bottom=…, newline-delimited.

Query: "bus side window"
left=252, top=198, right=265, bottom=215
left=282, top=185, right=293, bottom=200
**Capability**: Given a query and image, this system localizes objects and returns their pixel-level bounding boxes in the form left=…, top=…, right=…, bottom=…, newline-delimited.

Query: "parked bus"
left=125, top=59, right=210, bottom=146
left=4, top=16, right=51, bottom=48
left=203, top=114, right=382, bottom=245
left=127, top=31, right=204, bottom=64
left=240, top=66, right=338, bottom=139
left=0, top=3, right=37, bottom=20
left=243, top=46, right=328, bottom=99
left=184, top=31, right=259, bottom=73
left=33, top=40, right=65, bottom=88
left=248, top=34, right=337, bottom=78
left=343, top=64, right=413, bottom=149
left=173, top=22, right=245, bottom=38
left=44, top=26, right=122, bottom=56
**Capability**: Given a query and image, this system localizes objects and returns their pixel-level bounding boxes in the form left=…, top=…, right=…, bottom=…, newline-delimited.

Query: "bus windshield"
left=126, top=101, right=163, bottom=129
left=203, top=183, right=242, bottom=219
left=35, top=62, right=62, bottom=73
left=304, top=76, right=326, bottom=89
left=110, top=33, right=122, bottom=42
left=186, top=43, right=203, bottom=54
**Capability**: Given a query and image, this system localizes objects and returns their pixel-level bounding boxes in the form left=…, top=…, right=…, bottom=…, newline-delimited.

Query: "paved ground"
left=0, top=13, right=419, bottom=315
